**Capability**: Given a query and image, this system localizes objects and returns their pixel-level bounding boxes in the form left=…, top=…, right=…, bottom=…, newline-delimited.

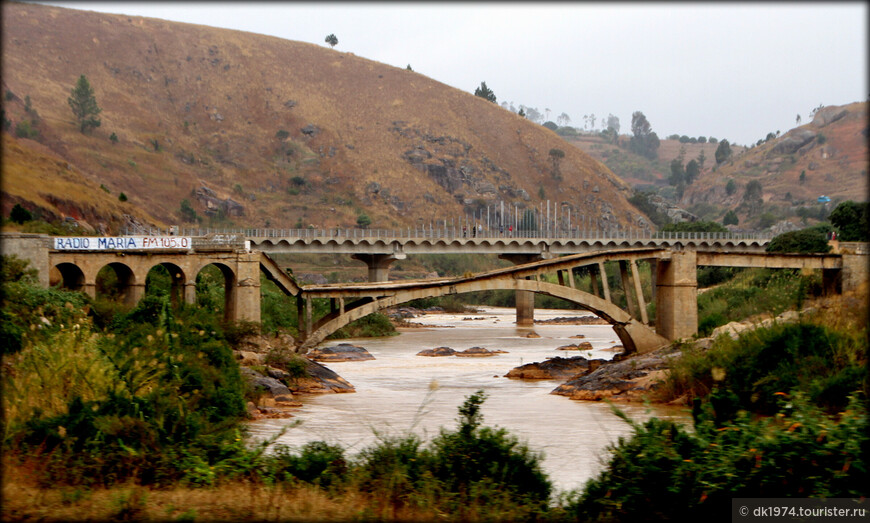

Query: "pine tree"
left=68, top=75, right=101, bottom=133
left=473, top=81, right=497, bottom=103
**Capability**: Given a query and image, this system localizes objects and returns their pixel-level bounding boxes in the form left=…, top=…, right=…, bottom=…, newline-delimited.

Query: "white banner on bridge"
left=53, top=236, right=192, bottom=251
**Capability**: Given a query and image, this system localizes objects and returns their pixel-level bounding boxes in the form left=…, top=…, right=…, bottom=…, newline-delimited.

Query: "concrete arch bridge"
left=293, top=246, right=862, bottom=354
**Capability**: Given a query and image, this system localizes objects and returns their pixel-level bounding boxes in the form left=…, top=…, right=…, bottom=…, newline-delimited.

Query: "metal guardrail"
left=123, top=226, right=775, bottom=242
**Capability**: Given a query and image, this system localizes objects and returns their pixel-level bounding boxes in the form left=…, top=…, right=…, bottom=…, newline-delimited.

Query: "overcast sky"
left=37, top=2, right=868, bottom=146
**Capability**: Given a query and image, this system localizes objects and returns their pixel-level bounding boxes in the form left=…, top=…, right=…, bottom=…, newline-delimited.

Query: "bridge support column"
left=500, top=253, right=546, bottom=327
left=841, top=250, right=869, bottom=293
left=351, top=253, right=407, bottom=282
left=123, top=283, right=145, bottom=308
left=630, top=259, right=649, bottom=325
left=231, top=253, right=261, bottom=323
left=184, top=282, right=197, bottom=305
left=598, top=261, right=611, bottom=302
left=619, top=261, right=639, bottom=320
left=655, top=250, right=698, bottom=341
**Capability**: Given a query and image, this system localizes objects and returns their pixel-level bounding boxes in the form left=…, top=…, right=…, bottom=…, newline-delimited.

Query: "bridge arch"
left=194, top=262, right=238, bottom=322
left=95, top=261, right=139, bottom=306
left=50, top=262, right=86, bottom=293
left=300, top=279, right=667, bottom=354
left=144, top=262, right=188, bottom=307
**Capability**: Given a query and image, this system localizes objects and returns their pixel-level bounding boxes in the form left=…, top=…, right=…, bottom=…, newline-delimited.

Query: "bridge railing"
left=123, top=226, right=774, bottom=242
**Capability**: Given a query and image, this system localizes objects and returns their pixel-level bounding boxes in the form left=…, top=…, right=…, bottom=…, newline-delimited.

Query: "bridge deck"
left=301, top=248, right=665, bottom=298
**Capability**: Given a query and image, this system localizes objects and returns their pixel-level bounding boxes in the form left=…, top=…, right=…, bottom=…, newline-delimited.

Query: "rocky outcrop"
left=772, top=129, right=816, bottom=155
left=193, top=185, right=245, bottom=217
left=556, top=341, right=594, bottom=351
left=551, top=346, right=680, bottom=401
left=292, top=358, right=356, bottom=394
left=506, top=355, right=606, bottom=380
left=307, top=343, right=375, bottom=362
left=417, top=346, right=457, bottom=357
left=709, top=308, right=813, bottom=340
left=241, top=366, right=296, bottom=407
left=812, top=106, right=849, bottom=127
left=455, top=347, right=506, bottom=357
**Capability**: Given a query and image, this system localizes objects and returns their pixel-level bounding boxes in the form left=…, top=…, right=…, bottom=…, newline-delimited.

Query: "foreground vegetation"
left=2, top=248, right=867, bottom=520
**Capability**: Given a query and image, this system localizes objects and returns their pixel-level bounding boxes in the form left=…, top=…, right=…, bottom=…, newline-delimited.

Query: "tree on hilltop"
left=325, top=34, right=338, bottom=48
left=629, top=111, right=659, bottom=160
left=714, top=139, right=732, bottom=165
left=474, top=82, right=497, bottom=103
left=68, top=74, right=101, bottom=134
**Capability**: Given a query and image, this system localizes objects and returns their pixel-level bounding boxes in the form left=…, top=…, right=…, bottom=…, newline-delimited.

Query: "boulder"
left=240, top=367, right=294, bottom=403
left=417, top=346, right=457, bottom=357
left=307, top=343, right=375, bottom=362
left=455, top=346, right=498, bottom=357
left=812, top=106, right=849, bottom=127
left=291, top=358, right=356, bottom=394
left=235, top=350, right=264, bottom=366
left=552, top=348, right=677, bottom=401
left=772, top=129, right=816, bottom=155
left=556, top=341, right=594, bottom=351
left=505, top=356, right=606, bottom=380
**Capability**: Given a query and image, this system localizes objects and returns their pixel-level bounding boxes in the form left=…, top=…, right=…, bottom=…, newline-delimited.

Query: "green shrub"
left=14, top=119, right=38, bottom=139
left=9, top=204, right=33, bottom=224
left=568, top=394, right=868, bottom=521
left=424, top=391, right=551, bottom=513
left=766, top=228, right=831, bottom=253
left=266, top=441, right=348, bottom=488
left=697, top=269, right=819, bottom=335
left=666, top=321, right=866, bottom=414
left=329, top=312, right=396, bottom=339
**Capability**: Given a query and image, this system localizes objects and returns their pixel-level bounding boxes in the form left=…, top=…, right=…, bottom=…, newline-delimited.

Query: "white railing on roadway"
left=123, top=226, right=774, bottom=243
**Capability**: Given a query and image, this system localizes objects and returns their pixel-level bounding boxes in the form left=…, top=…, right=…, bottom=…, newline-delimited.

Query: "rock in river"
left=556, top=341, right=594, bottom=351
left=417, top=346, right=457, bottom=357
left=505, top=356, right=606, bottom=380
left=307, top=343, right=375, bottom=362
left=455, top=346, right=503, bottom=357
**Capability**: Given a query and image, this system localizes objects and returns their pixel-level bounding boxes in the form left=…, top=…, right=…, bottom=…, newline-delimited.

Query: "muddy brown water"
left=246, top=307, right=689, bottom=494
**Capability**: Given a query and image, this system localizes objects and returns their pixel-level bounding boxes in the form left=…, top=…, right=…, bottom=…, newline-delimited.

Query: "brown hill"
left=566, top=103, right=867, bottom=228
left=682, top=102, right=868, bottom=215
left=569, top=135, right=746, bottom=188
left=1, top=2, right=646, bottom=234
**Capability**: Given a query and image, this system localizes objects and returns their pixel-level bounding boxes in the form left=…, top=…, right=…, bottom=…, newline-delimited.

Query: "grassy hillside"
left=682, top=102, right=869, bottom=225
left=1, top=2, right=644, bottom=234
left=567, top=102, right=867, bottom=228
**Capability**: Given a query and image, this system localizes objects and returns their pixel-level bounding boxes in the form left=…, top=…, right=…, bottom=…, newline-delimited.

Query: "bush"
left=14, top=119, right=39, bottom=139
left=766, top=228, right=831, bottom=253
left=425, top=391, right=551, bottom=512
left=9, top=204, right=33, bottom=224
left=352, top=391, right=552, bottom=519
left=5, top=290, right=247, bottom=486
left=568, top=394, right=868, bottom=521
left=696, top=269, right=819, bottom=336
left=829, top=200, right=869, bottom=241
left=666, top=321, right=866, bottom=414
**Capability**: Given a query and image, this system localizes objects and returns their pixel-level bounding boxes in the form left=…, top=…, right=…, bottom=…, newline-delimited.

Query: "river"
left=245, top=306, right=689, bottom=495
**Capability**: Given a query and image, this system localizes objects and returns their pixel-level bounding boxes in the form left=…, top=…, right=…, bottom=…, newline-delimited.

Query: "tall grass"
left=697, top=268, right=821, bottom=336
